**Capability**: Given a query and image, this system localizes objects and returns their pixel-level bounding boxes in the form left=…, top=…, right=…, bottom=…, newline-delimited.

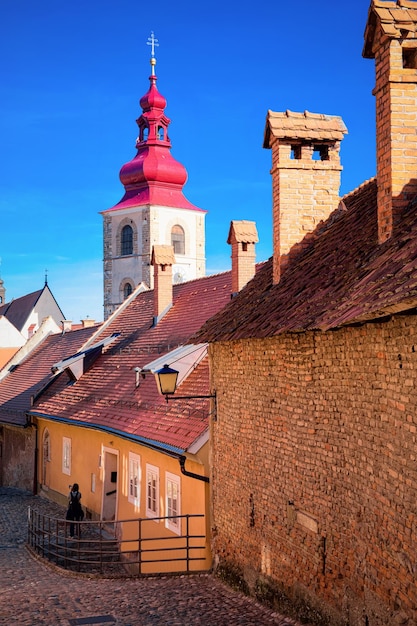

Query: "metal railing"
left=27, top=507, right=209, bottom=577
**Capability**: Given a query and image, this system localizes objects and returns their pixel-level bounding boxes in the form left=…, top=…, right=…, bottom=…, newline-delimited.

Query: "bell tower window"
left=121, top=225, right=133, bottom=256
left=123, top=282, right=133, bottom=299
left=171, top=225, right=185, bottom=255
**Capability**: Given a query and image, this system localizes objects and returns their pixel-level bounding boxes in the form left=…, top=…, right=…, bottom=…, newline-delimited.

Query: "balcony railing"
left=27, top=507, right=209, bottom=577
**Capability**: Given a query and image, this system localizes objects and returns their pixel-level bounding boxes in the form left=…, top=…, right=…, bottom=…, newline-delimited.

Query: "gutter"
left=28, top=411, right=209, bottom=483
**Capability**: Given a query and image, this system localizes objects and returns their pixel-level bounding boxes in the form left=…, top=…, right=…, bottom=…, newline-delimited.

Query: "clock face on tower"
left=173, top=264, right=187, bottom=284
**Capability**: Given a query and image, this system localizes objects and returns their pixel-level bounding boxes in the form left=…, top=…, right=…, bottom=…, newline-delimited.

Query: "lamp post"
left=155, top=364, right=216, bottom=403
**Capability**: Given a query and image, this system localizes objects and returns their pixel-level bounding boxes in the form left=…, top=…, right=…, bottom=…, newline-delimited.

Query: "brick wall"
left=1, top=425, right=35, bottom=491
left=209, top=315, right=417, bottom=625
left=270, top=138, right=343, bottom=285
left=373, top=29, right=417, bottom=243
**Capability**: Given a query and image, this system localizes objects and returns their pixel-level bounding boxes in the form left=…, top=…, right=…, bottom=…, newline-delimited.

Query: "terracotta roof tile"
left=227, top=220, right=259, bottom=244
left=151, top=245, right=176, bottom=265
left=0, top=325, right=100, bottom=426
left=30, top=271, right=234, bottom=451
left=264, top=110, right=347, bottom=147
left=194, top=177, right=417, bottom=343
left=364, top=1, right=417, bottom=57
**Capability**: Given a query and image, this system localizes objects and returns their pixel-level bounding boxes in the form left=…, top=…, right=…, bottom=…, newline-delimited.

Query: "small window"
left=157, top=126, right=165, bottom=140
left=403, top=47, right=417, bottom=69
left=166, top=472, right=181, bottom=535
left=123, top=283, right=133, bottom=299
left=62, top=437, right=71, bottom=476
left=312, top=145, right=329, bottom=161
left=290, top=145, right=302, bottom=160
left=146, top=464, right=159, bottom=519
left=171, top=225, right=185, bottom=255
left=128, top=453, right=141, bottom=507
left=121, top=225, right=133, bottom=256
left=143, top=127, right=149, bottom=141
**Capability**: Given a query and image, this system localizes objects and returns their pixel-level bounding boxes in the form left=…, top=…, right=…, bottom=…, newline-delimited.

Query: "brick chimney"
left=81, top=318, right=95, bottom=328
left=263, top=110, right=347, bottom=284
left=227, top=220, right=258, bottom=295
left=364, top=0, right=417, bottom=243
left=151, top=245, right=175, bottom=323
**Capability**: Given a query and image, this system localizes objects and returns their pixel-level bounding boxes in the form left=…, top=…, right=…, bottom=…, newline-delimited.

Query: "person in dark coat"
left=66, top=483, right=83, bottom=537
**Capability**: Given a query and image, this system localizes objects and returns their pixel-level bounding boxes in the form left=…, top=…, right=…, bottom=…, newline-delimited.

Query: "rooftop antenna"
left=147, top=31, right=159, bottom=76
left=44, top=268, right=48, bottom=286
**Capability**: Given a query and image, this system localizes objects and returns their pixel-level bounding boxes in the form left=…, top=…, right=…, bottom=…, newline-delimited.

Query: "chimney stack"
left=151, top=245, right=175, bottom=323
left=263, top=109, right=347, bottom=284
left=61, top=320, right=72, bottom=333
left=227, top=220, right=258, bottom=295
left=364, top=0, right=417, bottom=243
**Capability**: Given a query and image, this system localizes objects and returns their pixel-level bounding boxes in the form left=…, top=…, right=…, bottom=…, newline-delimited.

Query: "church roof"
left=0, top=288, right=44, bottom=332
left=104, top=54, right=204, bottom=214
left=194, top=177, right=417, bottom=343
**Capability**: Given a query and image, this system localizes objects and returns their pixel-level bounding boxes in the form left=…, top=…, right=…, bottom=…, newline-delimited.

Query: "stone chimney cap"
left=227, top=220, right=259, bottom=245
left=263, top=110, right=347, bottom=148
left=151, top=245, right=175, bottom=266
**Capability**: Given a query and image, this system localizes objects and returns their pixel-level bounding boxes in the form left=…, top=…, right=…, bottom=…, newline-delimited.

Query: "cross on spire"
left=147, top=31, right=159, bottom=58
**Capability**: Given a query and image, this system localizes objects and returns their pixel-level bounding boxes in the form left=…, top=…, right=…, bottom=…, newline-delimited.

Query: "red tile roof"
left=0, top=326, right=100, bottom=426
left=194, top=177, right=417, bottom=343
left=30, top=271, right=233, bottom=452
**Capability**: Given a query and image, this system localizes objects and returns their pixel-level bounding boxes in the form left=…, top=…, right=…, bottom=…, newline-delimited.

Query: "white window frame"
left=165, top=472, right=181, bottom=535
left=128, top=452, right=141, bottom=506
left=146, top=464, right=159, bottom=519
left=62, top=437, right=71, bottom=475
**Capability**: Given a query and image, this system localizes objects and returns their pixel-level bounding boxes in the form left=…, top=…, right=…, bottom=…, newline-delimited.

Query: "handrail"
left=27, top=507, right=209, bottom=577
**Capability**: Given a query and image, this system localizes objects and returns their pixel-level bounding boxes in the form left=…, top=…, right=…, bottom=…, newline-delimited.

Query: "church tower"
left=102, top=34, right=206, bottom=320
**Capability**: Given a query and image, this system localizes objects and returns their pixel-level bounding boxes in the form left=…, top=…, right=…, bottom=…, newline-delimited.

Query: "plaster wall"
left=36, top=419, right=211, bottom=571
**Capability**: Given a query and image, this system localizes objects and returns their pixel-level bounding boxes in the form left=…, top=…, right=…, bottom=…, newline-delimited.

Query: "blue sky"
left=1, top=0, right=375, bottom=323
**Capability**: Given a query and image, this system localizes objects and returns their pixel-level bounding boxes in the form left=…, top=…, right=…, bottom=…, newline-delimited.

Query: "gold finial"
left=147, top=31, right=159, bottom=76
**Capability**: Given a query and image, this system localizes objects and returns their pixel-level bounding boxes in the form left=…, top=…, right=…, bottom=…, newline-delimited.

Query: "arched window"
left=123, top=282, right=133, bottom=299
left=171, top=225, right=185, bottom=255
left=157, top=126, right=165, bottom=140
left=121, top=225, right=133, bottom=256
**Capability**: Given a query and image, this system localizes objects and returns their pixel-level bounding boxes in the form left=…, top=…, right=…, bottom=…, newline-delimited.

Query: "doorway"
left=102, top=448, right=118, bottom=522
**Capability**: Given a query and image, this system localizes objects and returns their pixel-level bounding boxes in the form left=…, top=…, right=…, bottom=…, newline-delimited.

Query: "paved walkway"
left=0, top=488, right=306, bottom=626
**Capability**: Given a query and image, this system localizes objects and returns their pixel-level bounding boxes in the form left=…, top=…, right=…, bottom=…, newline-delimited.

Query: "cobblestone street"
left=0, top=488, right=305, bottom=626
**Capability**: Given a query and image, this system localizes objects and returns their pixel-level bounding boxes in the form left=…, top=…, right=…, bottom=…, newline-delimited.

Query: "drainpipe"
left=179, top=455, right=209, bottom=483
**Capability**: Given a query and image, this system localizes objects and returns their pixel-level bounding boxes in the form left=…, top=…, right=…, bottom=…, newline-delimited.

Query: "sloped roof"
left=227, top=220, right=259, bottom=244
left=194, top=177, right=417, bottom=343
left=0, top=325, right=100, bottom=426
left=30, top=271, right=234, bottom=452
left=263, top=110, right=347, bottom=148
left=0, top=284, right=65, bottom=333
left=0, top=289, right=43, bottom=332
left=363, top=0, right=417, bottom=58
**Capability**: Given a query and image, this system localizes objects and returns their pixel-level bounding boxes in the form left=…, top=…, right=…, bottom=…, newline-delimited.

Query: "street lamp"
left=155, top=364, right=216, bottom=403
